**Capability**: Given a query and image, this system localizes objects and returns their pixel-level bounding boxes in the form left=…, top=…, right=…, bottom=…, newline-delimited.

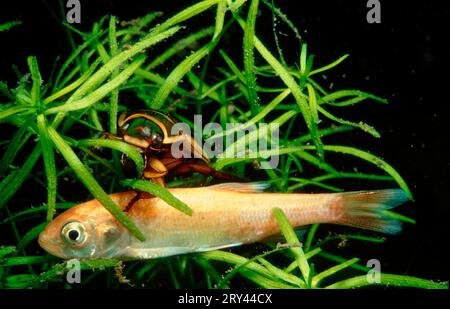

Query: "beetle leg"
left=124, top=191, right=155, bottom=212
left=169, top=162, right=240, bottom=181
left=160, top=157, right=184, bottom=170
left=123, top=135, right=150, bottom=149
left=153, top=177, right=166, bottom=187
left=164, top=134, right=210, bottom=163
left=147, top=157, right=168, bottom=174
left=124, top=193, right=141, bottom=212
left=143, top=157, right=169, bottom=186
left=99, top=132, right=123, bottom=141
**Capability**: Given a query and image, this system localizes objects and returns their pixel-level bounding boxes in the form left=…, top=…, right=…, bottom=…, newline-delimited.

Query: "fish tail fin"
left=333, top=189, right=408, bottom=234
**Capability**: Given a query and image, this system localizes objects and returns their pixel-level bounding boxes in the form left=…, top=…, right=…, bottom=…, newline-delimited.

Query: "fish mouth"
left=38, top=230, right=67, bottom=259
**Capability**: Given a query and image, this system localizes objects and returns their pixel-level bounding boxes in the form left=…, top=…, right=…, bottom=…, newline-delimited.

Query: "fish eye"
left=61, top=222, right=86, bottom=246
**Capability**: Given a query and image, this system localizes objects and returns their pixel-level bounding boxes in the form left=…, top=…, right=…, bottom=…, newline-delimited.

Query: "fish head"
left=38, top=194, right=134, bottom=259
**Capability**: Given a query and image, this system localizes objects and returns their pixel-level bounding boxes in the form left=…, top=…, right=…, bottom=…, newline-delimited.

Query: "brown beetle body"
left=104, top=110, right=237, bottom=187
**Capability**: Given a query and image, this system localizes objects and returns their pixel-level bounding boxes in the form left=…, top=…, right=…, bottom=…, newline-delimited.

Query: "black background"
left=0, top=0, right=448, bottom=284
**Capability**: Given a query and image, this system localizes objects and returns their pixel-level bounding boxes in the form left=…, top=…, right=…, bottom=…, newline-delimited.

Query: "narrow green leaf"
left=318, top=251, right=370, bottom=272
left=221, top=110, right=296, bottom=160
left=288, top=177, right=342, bottom=192
left=36, top=114, right=58, bottom=221
left=238, top=269, right=296, bottom=288
left=121, top=179, right=193, bottom=216
left=121, top=12, right=163, bottom=43
left=260, top=0, right=302, bottom=43
left=219, top=49, right=247, bottom=84
left=300, top=44, right=307, bottom=74
left=257, top=257, right=304, bottom=287
left=201, top=250, right=300, bottom=288
left=136, top=261, right=158, bottom=280
left=312, top=257, right=359, bottom=287
left=0, top=81, right=15, bottom=100
left=321, top=89, right=387, bottom=106
left=310, top=172, right=394, bottom=183
left=0, top=106, right=30, bottom=121
left=382, top=210, right=416, bottom=224
left=207, top=89, right=291, bottom=141
left=304, top=224, right=319, bottom=252
left=295, top=151, right=337, bottom=174
left=2, top=256, right=54, bottom=266
left=0, top=203, right=73, bottom=225
left=53, top=30, right=106, bottom=89
left=27, top=57, right=42, bottom=108
left=233, top=16, right=324, bottom=158
left=0, top=146, right=41, bottom=210
left=272, top=207, right=310, bottom=284
left=306, top=83, right=323, bottom=156
left=6, top=274, right=37, bottom=288
left=46, top=55, right=146, bottom=114
left=43, top=58, right=102, bottom=104
left=0, top=20, right=22, bottom=32
left=325, top=274, right=448, bottom=289
left=0, top=246, right=16, bottom=257
left=285, top=247, right=322, bottom=273
left=318, top=105, right=380, bottom=138
left=17, top=222, right=47, bottom=252
left=0, top=125, right=31, bottom=176
left=147, top=27, right=215, bottom=70
left=308, top=54, right=349, bottom=77
left=243, top=0, right=260, bottom=116
left=109, top=15, right=119, bottom=134
left=292, top=125, right=353, bottom=145
left=150, top=0, right=221, bottom=35
left=303, top=145, right=413, bottom=199
left=150, top=9, right=226, bottom=110
left=50, top=26, right=180, bottom=128
left=76, top=138, right=144, bottom=176
left=73, top=26, right=179, bottom=100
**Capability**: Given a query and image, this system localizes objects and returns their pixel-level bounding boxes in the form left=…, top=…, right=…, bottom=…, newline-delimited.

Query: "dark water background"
left=0, top=0, right=448, bottom=283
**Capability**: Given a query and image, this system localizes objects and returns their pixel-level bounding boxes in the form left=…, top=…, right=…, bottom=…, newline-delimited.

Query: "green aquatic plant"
left=0, top=0, right=447, bottom=289
left=0, top=20, right=22, bottom=32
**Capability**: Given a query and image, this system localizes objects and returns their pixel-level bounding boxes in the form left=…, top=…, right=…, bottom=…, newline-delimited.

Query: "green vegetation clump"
left=0, top=1, right=447, bottom=288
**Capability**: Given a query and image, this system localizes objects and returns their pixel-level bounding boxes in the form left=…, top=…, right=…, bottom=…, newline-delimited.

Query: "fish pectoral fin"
left=207, top=182, right=270, bottom=193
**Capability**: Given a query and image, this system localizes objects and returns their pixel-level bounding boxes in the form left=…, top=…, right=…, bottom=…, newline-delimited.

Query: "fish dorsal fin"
left=207, top=182, right=270, bottom=193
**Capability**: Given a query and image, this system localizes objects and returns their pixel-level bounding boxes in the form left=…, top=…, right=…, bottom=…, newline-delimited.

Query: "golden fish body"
left=38, top=182, right=407, bottom=260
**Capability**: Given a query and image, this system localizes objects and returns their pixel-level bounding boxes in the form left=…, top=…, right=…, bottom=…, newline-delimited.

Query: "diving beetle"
left=103, top=109, right=237, bottom=187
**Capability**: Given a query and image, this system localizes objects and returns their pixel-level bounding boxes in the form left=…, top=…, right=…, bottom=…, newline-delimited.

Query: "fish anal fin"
left=122, top=247, right=194, bottom=259
left=121, top=243, right=243, bottom=259
left=194, top=242, right=243, bottom=253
